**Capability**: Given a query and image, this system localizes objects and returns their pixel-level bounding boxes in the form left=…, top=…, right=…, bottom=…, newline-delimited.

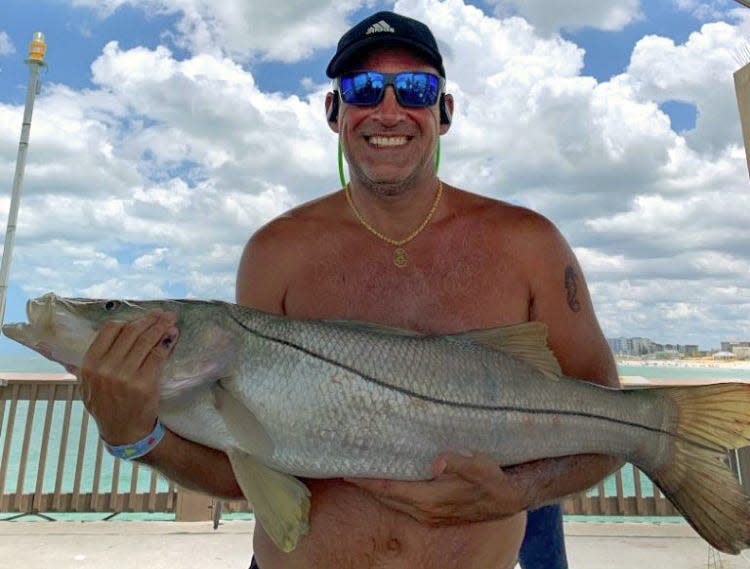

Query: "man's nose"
left=372, top=86, right=404, bottom=125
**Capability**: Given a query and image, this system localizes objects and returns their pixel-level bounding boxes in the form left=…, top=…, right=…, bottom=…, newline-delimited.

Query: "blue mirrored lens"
left=339, top=72, right=442, bottom=108
left=394, top=73, right=440, bottom=107
left=340, top=72, right=384, bottom=105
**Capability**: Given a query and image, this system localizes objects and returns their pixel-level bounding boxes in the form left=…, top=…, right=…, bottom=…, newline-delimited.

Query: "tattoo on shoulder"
left=564, top=265, right=581, bottom=313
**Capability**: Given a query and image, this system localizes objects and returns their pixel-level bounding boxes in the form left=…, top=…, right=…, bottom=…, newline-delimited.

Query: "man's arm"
left=235, top=218, right=300, bottom=315
left=500, top=214, right=623, bottom=509
left=138, top=431, right=244, bottom=498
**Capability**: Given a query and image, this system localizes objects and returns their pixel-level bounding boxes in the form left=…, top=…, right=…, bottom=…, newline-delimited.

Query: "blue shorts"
left=519, top=503, right=568, bottom=569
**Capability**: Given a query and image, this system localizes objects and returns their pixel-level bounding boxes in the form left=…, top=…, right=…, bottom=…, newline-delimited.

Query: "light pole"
left=0, top=32, right=47, bottom=329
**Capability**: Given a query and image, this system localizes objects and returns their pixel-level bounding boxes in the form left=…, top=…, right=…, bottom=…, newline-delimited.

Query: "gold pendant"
left=393, top=247, right=408, bottom=268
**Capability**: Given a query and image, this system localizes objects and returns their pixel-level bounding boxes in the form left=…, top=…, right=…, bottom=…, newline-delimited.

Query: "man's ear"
left=325, top=91, right=340, bottom=133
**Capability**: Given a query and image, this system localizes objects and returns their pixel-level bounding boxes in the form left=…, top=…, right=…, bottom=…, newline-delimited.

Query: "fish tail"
left=648, top=383, right=750, bottom=554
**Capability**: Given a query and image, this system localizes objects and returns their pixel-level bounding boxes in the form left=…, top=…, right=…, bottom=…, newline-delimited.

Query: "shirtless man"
left=78, top=11, right=622, bottom=569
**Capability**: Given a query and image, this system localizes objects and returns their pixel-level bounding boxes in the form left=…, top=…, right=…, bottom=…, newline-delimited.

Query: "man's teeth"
left=369, top=136, right=408, bottom=147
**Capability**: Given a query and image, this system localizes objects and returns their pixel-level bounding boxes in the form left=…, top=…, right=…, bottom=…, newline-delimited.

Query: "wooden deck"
left=1, top=520, right=749, bottom=569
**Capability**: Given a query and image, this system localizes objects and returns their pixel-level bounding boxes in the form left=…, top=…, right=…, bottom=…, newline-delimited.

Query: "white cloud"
left=624, top=19, right=750, bottom=153
left=71, top=0, right=370, bottom=61
left=590, top=277, right=750, bottom=346
left=673, top=0, right=737, bottom=20
left=133, top=247, right=170, bottom=270
left=0, top=40, right=311, bottom=303
left=484, top=0, right=642, bottom=33
left=88, top=42, right=334, bottom=192
left=0, top=32, right=15, bottom=56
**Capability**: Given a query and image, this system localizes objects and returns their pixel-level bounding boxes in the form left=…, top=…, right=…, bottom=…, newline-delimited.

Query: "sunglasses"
left=337, top=71, right=444, bottom=108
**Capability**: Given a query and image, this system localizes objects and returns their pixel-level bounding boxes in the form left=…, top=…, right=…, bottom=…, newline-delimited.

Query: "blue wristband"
left=104, top=419, right=166, bottom=460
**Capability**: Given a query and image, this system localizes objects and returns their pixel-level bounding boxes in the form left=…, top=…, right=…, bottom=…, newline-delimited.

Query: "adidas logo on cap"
left=366, top=20, right=396, bottom=35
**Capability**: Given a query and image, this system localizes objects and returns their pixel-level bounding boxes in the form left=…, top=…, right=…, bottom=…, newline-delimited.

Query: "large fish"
left=3, top=293, right=750, bottom=554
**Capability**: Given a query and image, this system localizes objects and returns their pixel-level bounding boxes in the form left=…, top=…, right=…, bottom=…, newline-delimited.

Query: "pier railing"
left=0, top=373, right=179, bottom=516
left=1, top=373, right=748, bottom=521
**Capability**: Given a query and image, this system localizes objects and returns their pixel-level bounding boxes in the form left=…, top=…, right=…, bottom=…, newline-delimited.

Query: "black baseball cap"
left=326, top=11, right=445, bottom=79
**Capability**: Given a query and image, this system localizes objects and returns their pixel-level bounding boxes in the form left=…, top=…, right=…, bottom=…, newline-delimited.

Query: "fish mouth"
left=3, top=292, right=98, bottom=368
left=19, top=292, right=74, bottom=338
left=2, top=293, right=62, bottom=354
left=0, top=294, right=52, bottom=338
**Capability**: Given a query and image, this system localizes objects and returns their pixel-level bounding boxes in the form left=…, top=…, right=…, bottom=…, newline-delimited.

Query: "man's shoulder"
left=451, top=187, right=561, bottom=241
left=236, top=190, right=345, bottom=309
left=249, top=190, right=344, bottom=249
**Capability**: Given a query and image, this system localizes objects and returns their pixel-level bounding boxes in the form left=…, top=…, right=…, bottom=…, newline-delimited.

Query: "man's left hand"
left=345, top=451, right=529, bottom=525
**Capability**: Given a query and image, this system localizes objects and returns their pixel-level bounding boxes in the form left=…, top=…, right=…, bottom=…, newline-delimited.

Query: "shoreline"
left=616, top=358, right=750, bottom=371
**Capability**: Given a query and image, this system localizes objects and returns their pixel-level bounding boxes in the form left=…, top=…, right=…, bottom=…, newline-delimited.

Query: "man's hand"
left=345, top=451, right=529, bottom=525
left=74, top=310, right=178, bottom=445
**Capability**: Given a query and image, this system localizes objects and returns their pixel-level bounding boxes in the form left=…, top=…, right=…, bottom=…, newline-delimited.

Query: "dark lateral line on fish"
left=229, top=315, right=701, bottom=443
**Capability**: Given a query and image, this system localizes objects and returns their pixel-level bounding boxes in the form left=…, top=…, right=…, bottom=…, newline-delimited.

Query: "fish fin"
left=447, top=322, right=562, bottom=380
left=320, top=319, right=562, bottom=380
left=323, top=319, right=423, bottom=337
left=160, top=320, right=238, bottom=401
left=643, top=383, right=750, bottom=554
left=160, top=367, right=224, bottom=401
left=212, top=385, right=274, bottom=456
left=226, top=449, right=311, bottom=553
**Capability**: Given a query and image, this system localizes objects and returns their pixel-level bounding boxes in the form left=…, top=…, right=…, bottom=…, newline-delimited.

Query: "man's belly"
left=253, top=478, right=527, bottom=569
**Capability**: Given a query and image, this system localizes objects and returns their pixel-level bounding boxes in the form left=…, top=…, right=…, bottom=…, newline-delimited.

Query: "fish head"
left=3, top=293, right=236, bottom=396
left=2, top=292, right=157, bottom=368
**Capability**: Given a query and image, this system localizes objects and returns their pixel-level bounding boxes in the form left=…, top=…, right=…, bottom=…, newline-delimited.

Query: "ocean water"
left=618, top=363, right=750, bottom=381
left=0, top=352, right=68, bottom=373
left=1, top=357, right=748, bottom=514
left=0, top=352, right=167, bottom=500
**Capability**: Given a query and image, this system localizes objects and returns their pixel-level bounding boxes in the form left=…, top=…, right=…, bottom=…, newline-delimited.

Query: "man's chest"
left=283, top=240, right=532, bottom=333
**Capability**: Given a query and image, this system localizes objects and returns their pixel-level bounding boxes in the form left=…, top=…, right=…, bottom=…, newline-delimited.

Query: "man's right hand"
left=76, top=310, right=178, bottom=445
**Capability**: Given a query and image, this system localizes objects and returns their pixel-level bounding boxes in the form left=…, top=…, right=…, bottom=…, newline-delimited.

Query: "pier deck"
left=1, top=520, right=748, bottom=569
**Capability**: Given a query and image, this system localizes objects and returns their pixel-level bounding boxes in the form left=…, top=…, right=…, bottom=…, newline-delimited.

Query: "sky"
left=0, top=0, right=749, bottom=364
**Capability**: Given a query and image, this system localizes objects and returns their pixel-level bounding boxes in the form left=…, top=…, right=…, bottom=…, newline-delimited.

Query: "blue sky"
left=0, top=0, right=749, bottom=365
left=0, top=1, right=719, bottom=117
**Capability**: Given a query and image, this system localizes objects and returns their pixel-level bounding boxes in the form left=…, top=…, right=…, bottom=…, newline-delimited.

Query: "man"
left=78, top=11, right=622, bottom=569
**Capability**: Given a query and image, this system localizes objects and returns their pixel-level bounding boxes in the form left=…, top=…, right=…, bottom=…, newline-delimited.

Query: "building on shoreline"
left=607, top=337, right=699, bottom=357
left=608, top=336, right=750, bottom=359
left=722, top=341, right=750, bottom=359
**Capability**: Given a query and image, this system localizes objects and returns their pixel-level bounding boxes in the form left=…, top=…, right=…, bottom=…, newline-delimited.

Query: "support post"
left=0, top=32, right=47, bottom=328
left=174, top=487, right=214, bottom=521
left=733, top=61, right=750, bottom=178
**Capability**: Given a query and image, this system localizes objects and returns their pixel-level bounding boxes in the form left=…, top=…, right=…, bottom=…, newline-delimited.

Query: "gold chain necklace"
left=345, top=180, right=443, bottom=268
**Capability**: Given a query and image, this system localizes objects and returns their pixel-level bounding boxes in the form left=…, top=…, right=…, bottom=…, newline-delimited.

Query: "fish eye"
left=103, top=300, right=120, bottom=312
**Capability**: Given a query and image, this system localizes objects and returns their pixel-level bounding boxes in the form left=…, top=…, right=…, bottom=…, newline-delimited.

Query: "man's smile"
left=366, top=135, right=410, bottom=148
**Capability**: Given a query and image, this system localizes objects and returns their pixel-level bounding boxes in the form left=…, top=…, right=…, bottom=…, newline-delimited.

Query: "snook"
left=3, top=293, right=750, bottom=554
